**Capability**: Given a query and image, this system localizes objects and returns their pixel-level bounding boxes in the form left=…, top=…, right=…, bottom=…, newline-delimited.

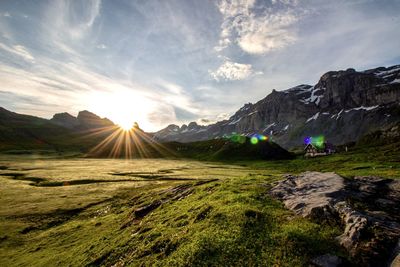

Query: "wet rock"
left=311, top=254, right=342, bottom=267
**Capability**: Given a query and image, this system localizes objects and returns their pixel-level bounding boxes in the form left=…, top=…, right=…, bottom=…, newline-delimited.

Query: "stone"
left=270, top=172, right=400, bottom=266
left=311, top=254, right=342, bottom=267
left=269, top=172, right=345, bottom=219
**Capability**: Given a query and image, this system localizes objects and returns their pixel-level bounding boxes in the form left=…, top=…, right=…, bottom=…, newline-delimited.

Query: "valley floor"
left=0, top=146, right=399, bottom=266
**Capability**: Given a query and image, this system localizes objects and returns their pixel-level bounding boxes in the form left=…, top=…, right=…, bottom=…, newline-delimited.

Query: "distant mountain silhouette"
left=0, top=107, right=292, bottom=160
left=51, top=110, right=114, bottom=130
left=0, top=107, right=76, bottom=151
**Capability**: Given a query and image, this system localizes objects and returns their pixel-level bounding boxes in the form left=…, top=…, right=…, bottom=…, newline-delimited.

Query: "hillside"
left=162, top=137, right=292, bottom=161
left=0, top=107, right=291, bottom=161
left=0, top=107, right=76, bottom=151
left=0, top=108, right=121, bottom=153
left=154, top=65, right=400, bottom=149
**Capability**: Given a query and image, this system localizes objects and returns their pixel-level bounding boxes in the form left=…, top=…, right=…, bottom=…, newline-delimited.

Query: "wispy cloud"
left=0, top=43, right=34, bottom=62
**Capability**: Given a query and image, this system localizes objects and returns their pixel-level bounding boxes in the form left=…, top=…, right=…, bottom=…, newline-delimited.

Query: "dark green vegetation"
left=0, top=106, right=293, bottom=161
left=245, top=138, right=400, bottom=179
left=0, top=137, right=399, bottom=267
left=162, top=137, right=293, bottom=161
left=0, top=107, right=76, bottom=151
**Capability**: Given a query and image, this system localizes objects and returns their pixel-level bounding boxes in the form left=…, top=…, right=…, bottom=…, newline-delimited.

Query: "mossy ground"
left=0, top=141, right=398, bottom=266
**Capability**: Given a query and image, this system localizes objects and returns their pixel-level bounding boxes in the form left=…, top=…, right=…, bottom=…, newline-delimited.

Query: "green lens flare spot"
left=250, top=137, right=258, bottom=145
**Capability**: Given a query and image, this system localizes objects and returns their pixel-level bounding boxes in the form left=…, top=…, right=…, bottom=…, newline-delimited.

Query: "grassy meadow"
left=0, top=140, right=399, bottom=266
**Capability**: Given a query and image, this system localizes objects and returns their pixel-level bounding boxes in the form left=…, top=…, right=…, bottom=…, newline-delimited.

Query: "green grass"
left=0, top=157, right=346, bottom=267
left=241, top=140, right=400, bottom=179
left=0, top=138, right=398, bottom=266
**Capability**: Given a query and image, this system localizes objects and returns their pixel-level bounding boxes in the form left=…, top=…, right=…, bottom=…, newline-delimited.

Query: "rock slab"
left=270, top=172, right=400, bottom=267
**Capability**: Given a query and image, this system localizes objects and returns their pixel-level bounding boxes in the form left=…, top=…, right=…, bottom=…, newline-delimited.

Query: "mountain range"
left=0, top=107, right=292, bottom=160
left=0, top=64, right=399, bottom=151
left=154, top=65, right=400, bottom=148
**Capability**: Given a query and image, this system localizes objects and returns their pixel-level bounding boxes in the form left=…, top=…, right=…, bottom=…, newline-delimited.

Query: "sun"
left=118, top=121, right=134, bottom=131
left=85, top=89, right=156, bottom=132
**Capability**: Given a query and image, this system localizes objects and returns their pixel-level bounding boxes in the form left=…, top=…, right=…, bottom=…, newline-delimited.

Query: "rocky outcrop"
left=270, top=172, right=400, bottom=267
left=50, top=110, right=114, bottom=131
left=154, top=65, right=400, bottom=148
left=153, top=122, right=207, bottom=142
left=50, top=112, right=79, bottom=129
left=77, top=110, right=114, bottom=129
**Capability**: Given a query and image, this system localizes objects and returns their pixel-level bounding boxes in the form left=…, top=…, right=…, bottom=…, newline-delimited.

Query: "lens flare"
left=224, top=133, right=270, bottom=145
left=257, top=134, right=268, bottom=141
left=314, top=135, right=325, bottom=148
left=250, top=137, right=259, bottom=145
left=304, top=136, right=312, bottom=145
left=304, top=135, right=325, bottom=148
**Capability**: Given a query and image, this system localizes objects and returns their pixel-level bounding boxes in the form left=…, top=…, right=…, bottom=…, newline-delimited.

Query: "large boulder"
left=270, top=172, right=400, bottom=267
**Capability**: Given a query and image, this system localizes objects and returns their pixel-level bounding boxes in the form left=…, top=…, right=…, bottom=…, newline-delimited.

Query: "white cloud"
left=0, top=43, right=35, bottom=62
left=216, top=0, right=300, bottom=54
left=3, top=12, right=11, bottom=17
left=214, top=38, right=231, bottom=52
left=210, top=60, right=261, bottom=81
left=217, top=112, right=230, bottom=120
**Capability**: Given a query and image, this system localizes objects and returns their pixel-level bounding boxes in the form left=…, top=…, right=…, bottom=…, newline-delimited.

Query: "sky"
left=0, top=0, right=399, bottom=131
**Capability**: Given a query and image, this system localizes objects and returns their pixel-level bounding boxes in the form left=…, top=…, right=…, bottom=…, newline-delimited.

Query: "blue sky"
left=0, top=0, right=399, bottom=131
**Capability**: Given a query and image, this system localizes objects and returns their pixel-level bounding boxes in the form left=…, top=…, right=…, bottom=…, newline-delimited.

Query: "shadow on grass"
left=0, top=172, right=197, bottom=187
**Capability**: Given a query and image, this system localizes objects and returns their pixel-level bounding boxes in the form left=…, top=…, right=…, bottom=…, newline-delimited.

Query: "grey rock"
left=270, top=172, right=345, bottom=219
left=270, top=172, right=400, bottom=266
left=311, top=254, right=342, bottom=267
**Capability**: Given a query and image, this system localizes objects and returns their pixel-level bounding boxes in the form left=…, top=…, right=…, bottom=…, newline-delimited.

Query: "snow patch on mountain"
left=390, top=79, right=400, bottom=84
left=345, top=106, right=379, bottom=112
left=306, top=112, right=320, bottom=123
left=374, top=66, right=400, bottom=77
left=299, top=86, right=325, bottom=105
left=263, top=122, right=276, bottom=132
left=228, top=117, right=242, bottom=125
left=283, top=84, right=313, bottom=94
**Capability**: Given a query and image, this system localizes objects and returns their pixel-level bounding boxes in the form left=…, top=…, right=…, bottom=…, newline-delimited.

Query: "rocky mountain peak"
left=154, top=64, right=400, bottom=148
left=77, top=110, right=114, bottom=128
left=166, top=124, right=180, bottom=131
left=188, top=122, right=198, bottom=130
left=51, top=112, right=79, bottom=129
left=49, top=110, right=114, bottom=130
left=77, top=110, right=101, bottom=120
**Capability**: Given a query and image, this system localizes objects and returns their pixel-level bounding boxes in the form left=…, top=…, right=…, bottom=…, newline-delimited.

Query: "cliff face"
left=154, top=65, right=400, bottom=148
